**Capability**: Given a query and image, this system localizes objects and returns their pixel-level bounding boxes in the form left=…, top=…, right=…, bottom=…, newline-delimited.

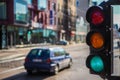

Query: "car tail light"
left=25, top=58, right=29, bottom=62
left=46, top=58, right=52, bottom=63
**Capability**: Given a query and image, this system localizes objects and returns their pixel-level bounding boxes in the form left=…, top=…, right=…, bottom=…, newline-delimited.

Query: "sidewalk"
left=0, top=43, right=52, bottom=62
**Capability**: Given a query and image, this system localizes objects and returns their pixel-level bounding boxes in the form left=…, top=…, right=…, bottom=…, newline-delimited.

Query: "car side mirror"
left=65, top=53, right=69, bottom=56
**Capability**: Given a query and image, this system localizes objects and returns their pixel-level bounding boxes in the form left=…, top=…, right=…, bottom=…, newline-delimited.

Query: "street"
left=0, top=0, right=120, bottom=80
left=0, top=43, right=104, bottom=80
left=0, top=43, right=119, bottom=80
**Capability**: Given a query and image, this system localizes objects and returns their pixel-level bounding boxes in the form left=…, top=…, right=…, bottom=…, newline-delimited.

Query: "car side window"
left=38, top=50, right=42, bottom=56
left=28, top=49, right=39, bottom=56
left=53, top=48, right=66, bottom=57
left=40, top=49, right=50, bottom=58
left=59, top=49, right=66, bottom=56
left=54, top=50, right=60, bottom=57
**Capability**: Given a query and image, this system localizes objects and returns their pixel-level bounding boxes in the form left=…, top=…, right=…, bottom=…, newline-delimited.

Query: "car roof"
left=32, top=47, right=63, bottom=51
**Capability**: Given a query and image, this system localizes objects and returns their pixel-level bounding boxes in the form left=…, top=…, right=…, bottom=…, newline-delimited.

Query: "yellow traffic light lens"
left=90, top=33, right=104, bottom=49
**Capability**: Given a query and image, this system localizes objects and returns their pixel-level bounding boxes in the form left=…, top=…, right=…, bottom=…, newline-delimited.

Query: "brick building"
left=0, top=0, right=58, bottom=49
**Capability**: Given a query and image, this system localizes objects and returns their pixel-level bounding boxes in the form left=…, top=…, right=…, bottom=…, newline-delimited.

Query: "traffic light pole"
left=100, top=1, right=120, bottom=80
left=107, top=76, right=120, bottom=80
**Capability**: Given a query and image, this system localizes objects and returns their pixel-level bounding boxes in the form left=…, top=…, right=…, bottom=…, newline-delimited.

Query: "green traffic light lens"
left=90, top=56, right=104, bottom=72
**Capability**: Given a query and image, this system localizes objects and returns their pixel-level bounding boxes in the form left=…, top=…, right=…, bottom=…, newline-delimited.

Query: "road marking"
left=0, top=57, right=25, bottom=63
left=0, top=66, right=24, bottom=74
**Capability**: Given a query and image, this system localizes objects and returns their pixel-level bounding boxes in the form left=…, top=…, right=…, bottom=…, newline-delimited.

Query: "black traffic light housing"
left=85, top=5, right=113, bottom=77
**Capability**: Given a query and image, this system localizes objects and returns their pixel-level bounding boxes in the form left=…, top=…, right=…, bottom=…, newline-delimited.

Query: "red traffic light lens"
left=86, top=6, right=105, bottom=26
left=91, top=11, right=104, bottom=25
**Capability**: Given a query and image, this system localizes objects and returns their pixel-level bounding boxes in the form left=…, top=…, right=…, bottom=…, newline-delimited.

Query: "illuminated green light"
left=90, top=56, right=104, bottom=72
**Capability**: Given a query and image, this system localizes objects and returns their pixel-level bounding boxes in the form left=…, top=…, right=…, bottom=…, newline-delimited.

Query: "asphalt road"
left=0, top=43, right=119, bottom=80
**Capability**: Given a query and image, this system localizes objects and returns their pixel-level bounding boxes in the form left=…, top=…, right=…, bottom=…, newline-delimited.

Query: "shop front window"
left=0, top=2, right=6, bottom=20
left=18, top=28, right=28, bottom=44
left=14, top=0, right=28, bottom=24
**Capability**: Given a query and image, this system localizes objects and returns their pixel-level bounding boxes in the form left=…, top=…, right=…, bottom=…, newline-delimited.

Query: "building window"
left=38, top=0, right=47, bottom=10
left=14, top=0, right=28, bottom=24
left=58, top=18, right=60, bottom=25
left=58, top=3, right=60, bottom=11
left=25, top=0, right=32, bottom=5
left=0, top=2, right=6, bottom=20
left=52, top=2, right=56, bottom=11
left=54, top=17, right=56, bottom=25
left=50, top=10, right=54, bottom=25
left=76, top=0, right=80, bottom=7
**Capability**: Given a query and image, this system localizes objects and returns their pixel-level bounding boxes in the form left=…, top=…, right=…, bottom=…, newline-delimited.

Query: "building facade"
left=76, top=0, right=89, bottom=42
left=46, top=0, right=57, bottom=44
left=0, top=0, right=30, bottom=49
left=0, top=0, right=58, bottom=49
left=56, top=0, right=65, bottom=41
left=57, top=0, right=77, bottom=42
left=89, top=0, right=104, bottom=6
left=68, top=0, right=77, bottom=42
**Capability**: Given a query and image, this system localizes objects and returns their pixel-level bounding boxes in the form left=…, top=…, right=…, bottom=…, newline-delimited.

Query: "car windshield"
left=28, top=49, right=50, bottom=58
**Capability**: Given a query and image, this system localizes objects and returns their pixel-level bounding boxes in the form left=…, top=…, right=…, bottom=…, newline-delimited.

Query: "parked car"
left=56, top=40, right=68, bottom=45
left=24, top=47, right=72, bottom=75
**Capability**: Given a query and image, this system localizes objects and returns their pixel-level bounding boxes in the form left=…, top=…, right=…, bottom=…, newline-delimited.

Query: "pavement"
left=0, top=43, right=53, bottom=62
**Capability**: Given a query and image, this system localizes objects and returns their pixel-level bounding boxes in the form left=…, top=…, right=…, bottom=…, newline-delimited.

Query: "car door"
left=61, top=49, right=70, bottom=67
left=53, top=49, right=65, bottom=69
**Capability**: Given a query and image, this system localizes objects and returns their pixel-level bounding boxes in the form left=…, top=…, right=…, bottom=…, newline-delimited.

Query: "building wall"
left=47, top=0, right=57, bottom=30
left=69, top=0, right=77, bottom=30
left=56, top=0, right=64, bottom=40
left=68, top=0, right=77, bottom=20
left=0, top=0, right=58, bottom=49
left=76, top=0, right=89, bottom=42
left=76, top=0, right=89, bottom=22
left=57, top=0, right=64, bottom=30
left=57, top=0, right=77, bottom=41
left=0, top=0, right=14, bottom=25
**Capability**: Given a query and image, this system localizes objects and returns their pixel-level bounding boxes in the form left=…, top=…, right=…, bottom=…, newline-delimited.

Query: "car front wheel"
left=68, top=60, right=72, bottom=68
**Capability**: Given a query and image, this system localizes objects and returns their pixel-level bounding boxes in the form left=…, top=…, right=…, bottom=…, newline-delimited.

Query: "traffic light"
left=85, top=6, right=113, bottom=76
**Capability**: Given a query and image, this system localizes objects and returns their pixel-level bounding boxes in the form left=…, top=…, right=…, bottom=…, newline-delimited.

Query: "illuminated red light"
left=91, top=11, right=104, bottom=25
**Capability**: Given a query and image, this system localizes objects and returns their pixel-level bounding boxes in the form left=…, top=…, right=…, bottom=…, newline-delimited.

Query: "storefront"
left=0, top=25, right=29, bottom=49
left=30, top=28, right=57, bottom=44
left=7, top=26, right=29, bottom=48
left=0, top=0, right=57, bottom=49
left=0, top=25, right=7, bottom=49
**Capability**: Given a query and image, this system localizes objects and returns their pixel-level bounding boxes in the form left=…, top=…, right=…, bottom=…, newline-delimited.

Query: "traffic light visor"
left=86, top=6, right=104, bottom=25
